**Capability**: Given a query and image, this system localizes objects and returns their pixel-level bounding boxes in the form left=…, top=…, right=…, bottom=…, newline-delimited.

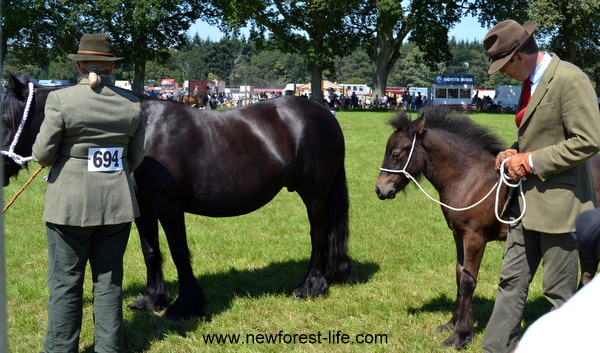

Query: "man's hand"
left=495, top=149, right=518, bottom=171
left=505, top=152, right=532, bottom=181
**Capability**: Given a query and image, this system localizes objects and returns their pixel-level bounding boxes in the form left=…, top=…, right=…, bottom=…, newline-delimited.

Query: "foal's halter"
left=1, top=82, right=35, bottom=166
left=379, top=133, right=526, bottom=225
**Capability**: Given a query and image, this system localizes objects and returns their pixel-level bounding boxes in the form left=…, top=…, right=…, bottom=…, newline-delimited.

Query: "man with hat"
left=482, top=20, right=600, bottom=352
left=32, top=33, right=145, bottom=353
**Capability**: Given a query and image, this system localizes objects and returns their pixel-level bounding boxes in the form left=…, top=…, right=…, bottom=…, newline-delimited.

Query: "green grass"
left=3, top=110, right=548, bottom=352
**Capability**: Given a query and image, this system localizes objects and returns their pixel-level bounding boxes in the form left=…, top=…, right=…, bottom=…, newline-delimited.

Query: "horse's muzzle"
left=375, top=185, right=396, bottom=200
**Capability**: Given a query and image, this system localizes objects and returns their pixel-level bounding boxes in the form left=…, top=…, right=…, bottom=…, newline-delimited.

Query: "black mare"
left=375, top=107, right=600, bottom=349
left=2, top=73, right=351, bottom=320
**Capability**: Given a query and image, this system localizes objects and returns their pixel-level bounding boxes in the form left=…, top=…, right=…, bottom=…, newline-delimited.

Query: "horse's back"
left=135, top=96, right=344, bottom=217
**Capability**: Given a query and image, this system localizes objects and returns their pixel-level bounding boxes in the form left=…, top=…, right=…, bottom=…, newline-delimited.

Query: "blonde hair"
left=78, top=61, right=112, bottom=88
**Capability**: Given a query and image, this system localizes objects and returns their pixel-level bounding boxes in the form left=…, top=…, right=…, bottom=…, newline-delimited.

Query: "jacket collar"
left=519, top=53, right=560, bottom=129
left=77, top=76, right=114, bottom=87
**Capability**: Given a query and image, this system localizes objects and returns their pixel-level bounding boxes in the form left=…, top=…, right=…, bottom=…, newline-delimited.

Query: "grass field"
left=3, top=109, right=549, bottom=352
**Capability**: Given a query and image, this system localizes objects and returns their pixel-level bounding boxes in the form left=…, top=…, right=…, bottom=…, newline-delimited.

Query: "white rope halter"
left=1, top=82, right=35, bottom=166
left=379, top=133, right=526, bottom=225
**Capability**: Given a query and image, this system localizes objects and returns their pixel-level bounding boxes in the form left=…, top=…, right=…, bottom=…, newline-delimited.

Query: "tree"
left=530, top=0, right=600, bottom=91
left=444, top=38, right=518, bottom=89
left=335, top=48, right=372, bottom=84
left=2, top=1, right=83, bottom=67
left=215, top=0, right=362, bottom=101
left=84, top=0, right=208, bottom=92
left=2, top=1, right=210, bottom=92
left=355, top=0, right=468, bottom=99
left=387, top=42, right=434, bottom=88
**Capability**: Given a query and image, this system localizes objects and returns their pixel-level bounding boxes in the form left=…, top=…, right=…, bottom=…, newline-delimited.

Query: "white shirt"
left=529, top=51, right=552, bottom=95
left=527, top=52, right=552, bottom=173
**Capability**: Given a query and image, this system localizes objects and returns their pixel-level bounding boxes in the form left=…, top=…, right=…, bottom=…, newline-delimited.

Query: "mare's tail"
left=325, top=163, right=351, bottom=283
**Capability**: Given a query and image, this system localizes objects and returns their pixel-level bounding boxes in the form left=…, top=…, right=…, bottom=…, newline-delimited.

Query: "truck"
left=494, top=85, right=522, bottom=111
left=185, top=80, right=210, bottom=97
left=183, top=80, right=226, bottom=96
left=115, top=80, right=132, bottom=90
left=160, top=79, right=179, bottom=95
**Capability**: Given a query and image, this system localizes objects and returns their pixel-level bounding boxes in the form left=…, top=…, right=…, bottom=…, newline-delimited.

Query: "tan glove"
left=495, top=149, right=518, bottom=171
left=505, top=152, right=532, bottom=181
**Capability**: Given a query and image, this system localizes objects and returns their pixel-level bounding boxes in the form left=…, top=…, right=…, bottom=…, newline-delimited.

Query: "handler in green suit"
left=481, top=20, right=600, bottom=353
left=32, top=34, right=145, bottom=353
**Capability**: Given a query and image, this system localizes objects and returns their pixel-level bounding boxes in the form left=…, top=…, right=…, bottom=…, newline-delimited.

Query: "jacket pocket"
left=537, top=101, right=555, bottom=112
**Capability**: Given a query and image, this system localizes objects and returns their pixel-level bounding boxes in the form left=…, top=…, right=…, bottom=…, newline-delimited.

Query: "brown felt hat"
left=484, top=20, right=537, bottom=74
left=67, top=34, right=123, bottom=62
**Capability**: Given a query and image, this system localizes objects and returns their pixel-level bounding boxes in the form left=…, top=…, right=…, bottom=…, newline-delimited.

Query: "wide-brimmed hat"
left=484, top=20, right=537, bottom=74
left=67, top=34, right=123, bottom=62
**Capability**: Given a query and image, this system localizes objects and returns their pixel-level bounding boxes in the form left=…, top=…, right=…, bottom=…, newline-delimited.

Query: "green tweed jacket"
left=32, top=77, right=145, bottom=227
left=514, top=54, right=600, bottom=233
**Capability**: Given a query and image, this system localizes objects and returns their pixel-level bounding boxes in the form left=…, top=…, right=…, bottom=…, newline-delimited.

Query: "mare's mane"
left=390, top=106, right=505, bottom=156
left=3, top=74, right=64, bottom=134
left=2, top=75, right=31, bottom=135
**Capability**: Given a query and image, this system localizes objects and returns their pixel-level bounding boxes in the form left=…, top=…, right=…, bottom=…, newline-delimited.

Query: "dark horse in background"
left=375, top=107, right=600, bottom=349
left=2, top=73, right=351, bottom=320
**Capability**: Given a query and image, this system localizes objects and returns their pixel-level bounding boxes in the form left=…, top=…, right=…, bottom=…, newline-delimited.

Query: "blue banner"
left=434, top=74, right=474, bottom=85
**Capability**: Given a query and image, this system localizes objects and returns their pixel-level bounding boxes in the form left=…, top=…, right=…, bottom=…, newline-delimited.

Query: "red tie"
left=515, top=79, right=532, bottom=127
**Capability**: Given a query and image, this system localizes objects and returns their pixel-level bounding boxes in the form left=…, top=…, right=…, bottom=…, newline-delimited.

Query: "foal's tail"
left=325, top=164, right=351, bottom=283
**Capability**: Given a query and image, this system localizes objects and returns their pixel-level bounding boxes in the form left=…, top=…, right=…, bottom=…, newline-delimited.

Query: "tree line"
left=3, top=0, right=598, bottom=98
left=3, top=35, right=522, bottom=91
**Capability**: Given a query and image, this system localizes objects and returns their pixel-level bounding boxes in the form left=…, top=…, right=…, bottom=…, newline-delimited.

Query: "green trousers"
left=43, top=222, right=131, bottom=353
left=481, top=222, right=578, bottom=353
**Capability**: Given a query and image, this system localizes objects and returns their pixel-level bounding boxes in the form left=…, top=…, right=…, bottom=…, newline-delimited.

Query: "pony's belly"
left=184, top=190, right=281, bottom=217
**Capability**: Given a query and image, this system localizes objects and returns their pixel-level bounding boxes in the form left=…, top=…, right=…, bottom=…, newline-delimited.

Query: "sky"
left=187, top=14, right=490, bottom=43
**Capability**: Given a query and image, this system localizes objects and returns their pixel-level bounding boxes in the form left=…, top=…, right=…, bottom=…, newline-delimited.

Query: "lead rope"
left=1, top=82, right=42, bottom=213
left=1, top=82, right=35, bottom=165
left=379, top=134, right=525, bottom=225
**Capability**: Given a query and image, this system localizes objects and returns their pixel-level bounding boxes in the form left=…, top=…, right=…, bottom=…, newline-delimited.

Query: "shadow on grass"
left=407, top=293, right=550, bottom=335
left=116, top=258, right=379, bottom=352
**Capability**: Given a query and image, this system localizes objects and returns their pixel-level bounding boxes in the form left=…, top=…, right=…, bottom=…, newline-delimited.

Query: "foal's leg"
left=159, top=210, right=207, bottom=320
left=129, top=210, right=170, bottom=312
left=442, top=232, right=486, bottom=349
left=293, top=193, right=330, bottom=298
left=438, top=234, right=464, bottom=332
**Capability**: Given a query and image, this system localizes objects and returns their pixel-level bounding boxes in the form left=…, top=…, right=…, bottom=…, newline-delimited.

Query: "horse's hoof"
left=437, top=322, right=454, bottom=332
left=441, top=331, right=474, bottom=350
left=293, top=276, right=329, bottom=299
left=129, top=295, right=168, bottom=313
left=164, top=297, right=207, bottom=321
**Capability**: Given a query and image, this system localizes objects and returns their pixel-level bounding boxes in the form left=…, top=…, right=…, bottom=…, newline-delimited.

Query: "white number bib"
left=88, top=147, right=124, bottom=172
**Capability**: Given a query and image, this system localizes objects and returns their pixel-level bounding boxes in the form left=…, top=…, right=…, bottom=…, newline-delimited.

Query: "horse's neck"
left=421, top=130, right=498, bottom=203
left=421, top=131, right=470, bottom=191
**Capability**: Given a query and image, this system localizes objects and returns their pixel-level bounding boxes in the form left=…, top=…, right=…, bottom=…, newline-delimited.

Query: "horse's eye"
left=392, top=151, right=401, bottom=158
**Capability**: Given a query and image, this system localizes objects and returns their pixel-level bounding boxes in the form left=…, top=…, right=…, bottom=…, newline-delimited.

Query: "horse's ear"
left=389, top=110, right=411, bottom=130
left=7, top=72, right=31, bottom=100
left=410, top=116, right=427, bottom=136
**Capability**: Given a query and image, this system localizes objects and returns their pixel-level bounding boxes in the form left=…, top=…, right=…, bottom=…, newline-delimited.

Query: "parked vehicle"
left=160, top=79, right=179, bottom=94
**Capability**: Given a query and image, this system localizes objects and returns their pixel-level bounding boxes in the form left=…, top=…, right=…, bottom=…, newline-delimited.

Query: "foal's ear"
left=410, top=116, right=427, bottom=136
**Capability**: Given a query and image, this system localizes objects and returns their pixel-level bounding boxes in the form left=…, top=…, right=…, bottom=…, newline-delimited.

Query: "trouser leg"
left=540, top=233, right=578, bottom=309
left=89, top=223, right=131, bottom=353
left=482, top=223, right=541, bottom=353
left=44, top=223, right=91, bottom=353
